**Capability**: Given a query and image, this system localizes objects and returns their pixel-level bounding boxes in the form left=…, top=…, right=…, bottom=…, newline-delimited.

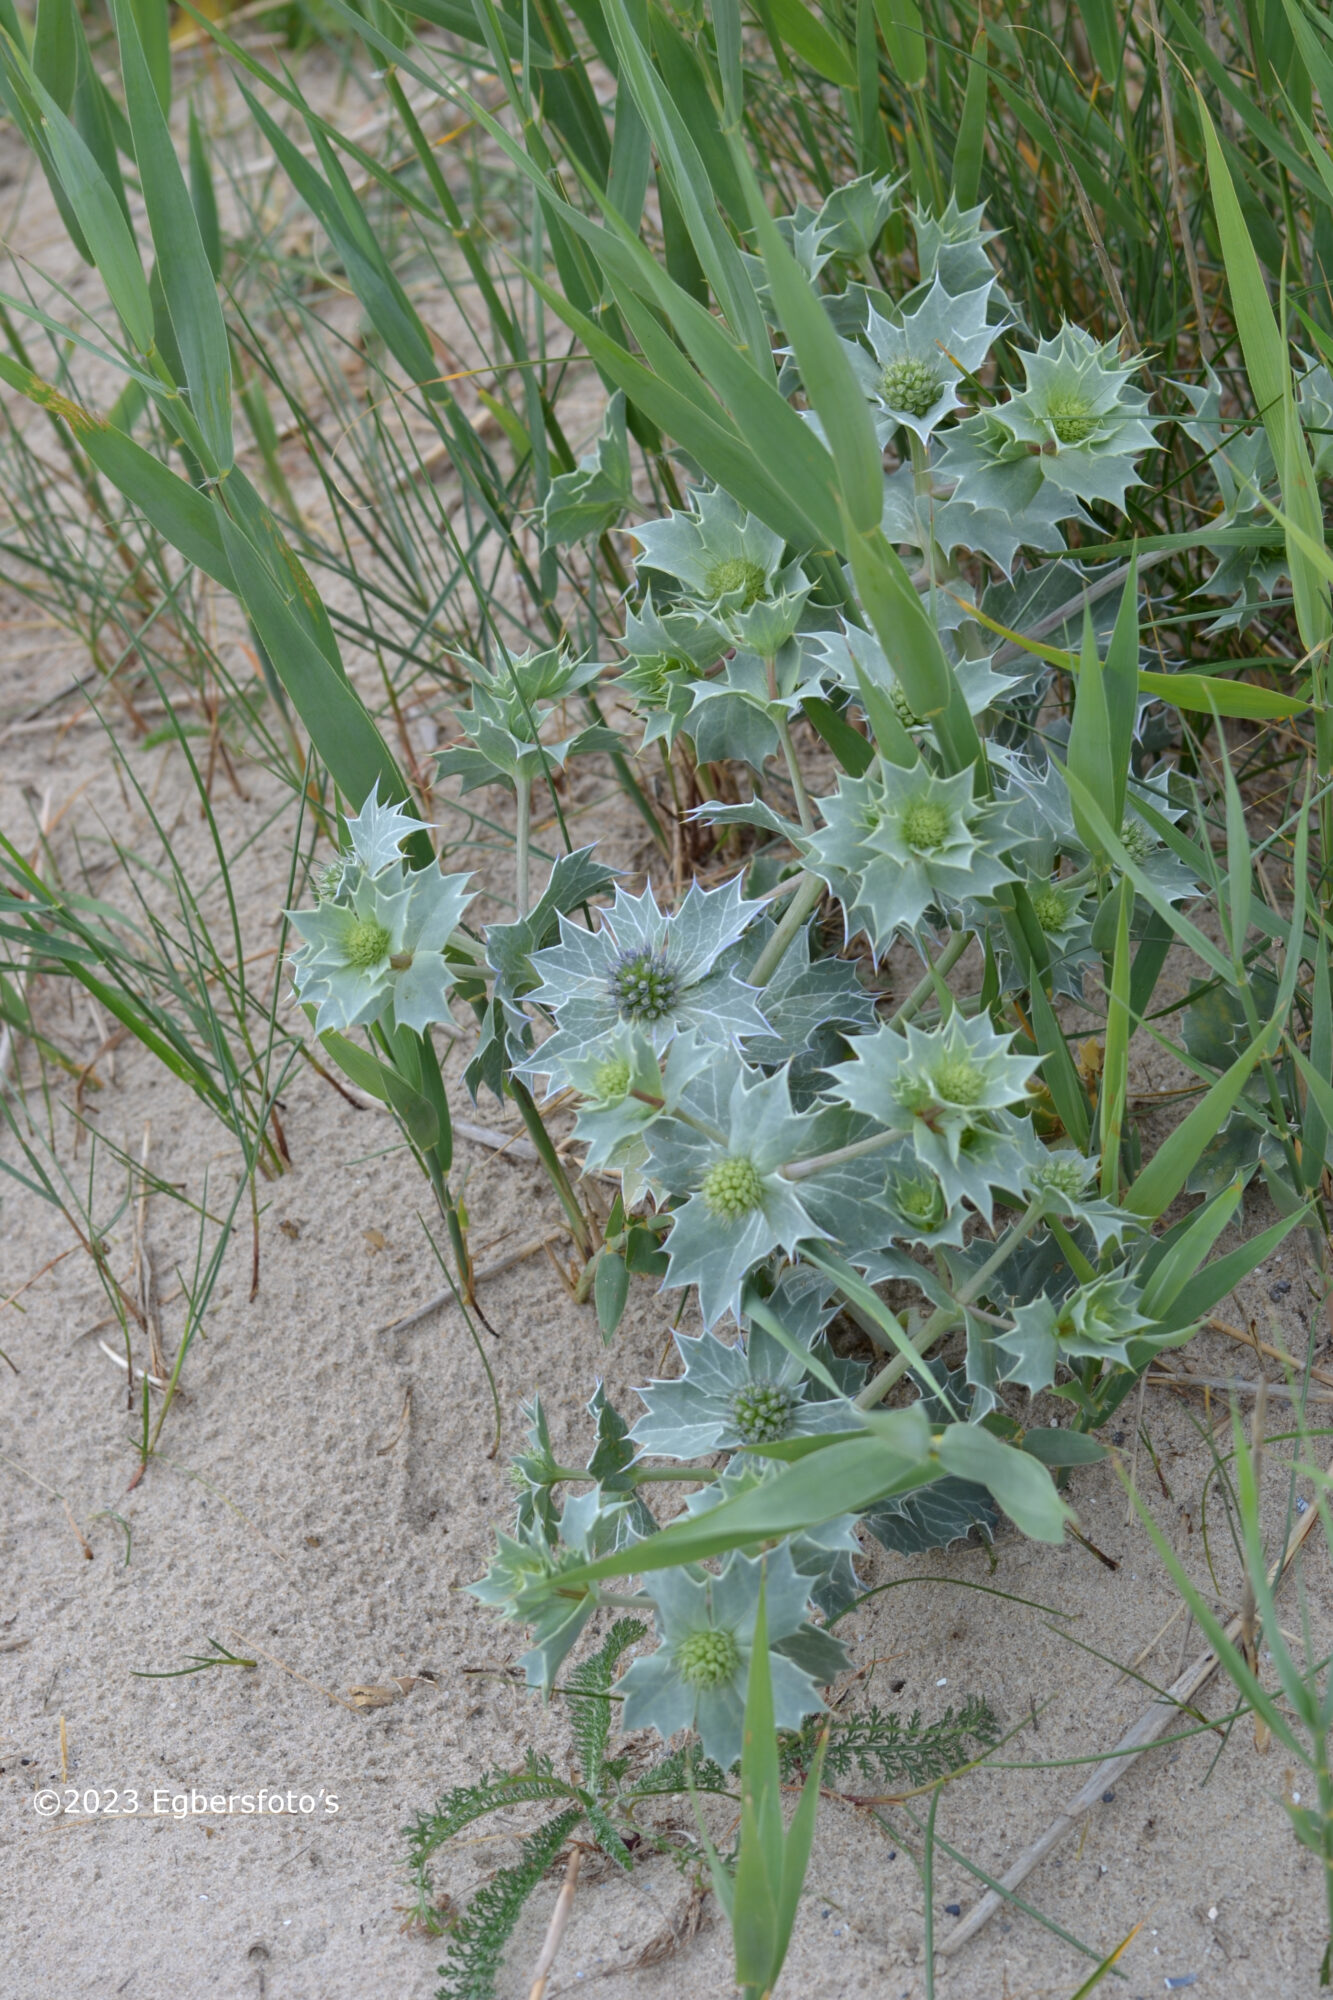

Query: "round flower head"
left=629, top=487, right=802, bottom=638
left=646, top=1059, right=830, bottom=1328
left=607, top=946, right=681, bottom=1024
left=842, top=274, right=1004, bottom=447
left=807, top=763, right=1015, bottom=954
left=828, top=1013, right=1035, bottom=1180
left=996, top=1270, right=1152, bottom=1392
left=730, top=1379, right=800, bottom=1444
left=995, top=324, right=1159, bottom=510
left=521, top=878, right=771, bottom=1092
left=287, top=790, right=473, bottom=1035
left=1030, top=882, right=1073, bottom=934
left=616, top=1544, right=841, bottom=1769
left=881, top=356, right=943, bottom=421
left=630, top=1304, right=856, bottom=1458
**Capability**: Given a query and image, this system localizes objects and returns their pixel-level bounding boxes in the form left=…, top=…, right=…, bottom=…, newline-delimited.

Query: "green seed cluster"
left=730, top=1380, right=799, bottom=1444
left=592, top=1055, right=632, bottom=1101
left=704, top=556, right=768, bottom=607
left=895, top=1176, right=946, bottom=1228
left=1035, top=1156, right=1088, bottom=1201
left=1119, top=816, right=1157, bottom=861
left=931, top=1054, right=986, bottom=1107
left=675, top=1627, right=741, bottom=1689
left=1031, top=885, right=1071, bottom=933
left=1045, top=393, right=1099, bottom=445
left=344, top=918, right=391, bottom=969
left=608, top=948, right=680, bottom=1023
left=881, top=357, right=941, bottom=419
left=318, top=859, right=347, bottom=903
left=702, top=1155, right=765, bottom=1221
left=899, top=797, right=953, bottom=854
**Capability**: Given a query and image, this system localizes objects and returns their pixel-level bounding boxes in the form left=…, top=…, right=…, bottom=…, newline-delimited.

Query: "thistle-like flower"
left=843, top=275, right=1002, bottom=447
left=805, top=763, right=1015, bottom=950
left=630, top=487, right=810, bottom=654
left=995, top=1273, right=1152, bottom=1392
left=645, top=1057, right=829, bottom=1327
left=1029, top=1149, right=1138, bottom=1250
left=994, top=326, right=1159, bottom=511
left=564, top=1027, right=716, bottom=1205
left=630, top=1320, right=857, bottom=1459
left=469, top=1487, right=638, bottom=1689
left=287, top=789, right=473, bottom=1034
left=828, top=1014, right=1035, bottom=1181
left=521, top=879, right=770, bottom=1089
left=434, top=643, right=609, bottom=794
left=617, top=1545, right=841, bottom=1769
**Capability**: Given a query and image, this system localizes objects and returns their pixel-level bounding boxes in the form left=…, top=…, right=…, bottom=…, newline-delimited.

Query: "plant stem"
left=749, top=872, right=823, bottom=987
left=508, top=1077, right=593, bottom=1259
left=855, top=1197, right=1045, bottom=1409
left=775, top=713, right=816, bottom=833
left=781, top=1125, right=907, bottom=1182
left=889, top=929, right=972, bottom=1029
left=514, top=775, right=531, bottom=917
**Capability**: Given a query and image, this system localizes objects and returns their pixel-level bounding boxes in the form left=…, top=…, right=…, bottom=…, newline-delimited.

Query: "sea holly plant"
left=8, top=3, right=1330, bottom=1981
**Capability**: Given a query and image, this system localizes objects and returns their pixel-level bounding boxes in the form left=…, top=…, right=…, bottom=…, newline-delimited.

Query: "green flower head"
left=630, top=1314, right=854, bottom=1457
left=630, top=488, right=808, bottom=649
left=829, top=1014, right=1035, bottom=1183
left=843, top=274, right=1003, bottom=446
left=287, top=789, right=473, bottom=1034
left=617, top=1545, right=843, bottom=1769
left=995, top=324, right=1159, bottom=511
left=645, top=1054, right=830, bottom=1327
left=807, top=763, right=1015, bottom=953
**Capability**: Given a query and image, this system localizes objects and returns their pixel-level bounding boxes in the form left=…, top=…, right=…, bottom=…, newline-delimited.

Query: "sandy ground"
left=5, top=605, right=1333, bottom=2000
left=4, top=47, right=1333, bottom=2000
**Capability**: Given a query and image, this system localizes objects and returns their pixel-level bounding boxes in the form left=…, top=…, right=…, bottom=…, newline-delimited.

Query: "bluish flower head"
left=996, top=325, right=1160, bottom=511
left=646, top=1057, right=830, bottom=1328
left=995, top=1272, right=1152, bottom=1392
left=828, top=1014, right=1035, bottom=1170
left=843, top=275, right=1003, bottom=447
left=631, top=486, right=790, bottom=611
left=806, top=763, right=1015, bottom=953
left=287, top=793, right=472, bottom=1035
left=617, top=1545, right=838, bottom=1769
left=521, top=878, right=770, bottom=1090
left=630, top=1318, right=858, bottom=1459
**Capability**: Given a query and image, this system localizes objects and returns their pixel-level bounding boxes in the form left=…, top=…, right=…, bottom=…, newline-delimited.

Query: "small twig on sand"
left=375, top=1231, right=568, bottom=1337
left=939, top=1454, right=1330, bottom=1958
left=528, top=1844, right=583, bottom=2000
left=227, top=1630, right=365, bottom=1717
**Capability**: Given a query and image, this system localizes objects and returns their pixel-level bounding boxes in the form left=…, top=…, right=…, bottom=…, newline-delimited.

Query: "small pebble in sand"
left=1164, top=1978, right=1198, bottom=1992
